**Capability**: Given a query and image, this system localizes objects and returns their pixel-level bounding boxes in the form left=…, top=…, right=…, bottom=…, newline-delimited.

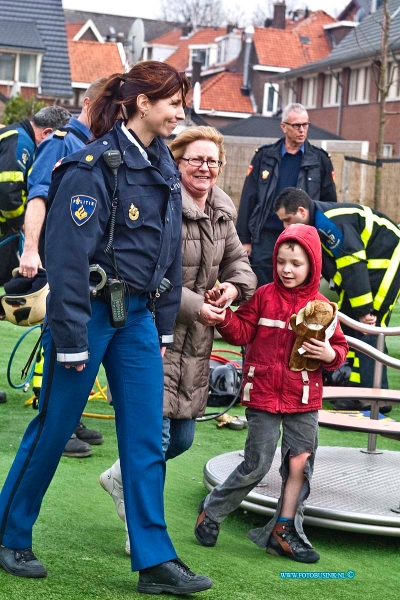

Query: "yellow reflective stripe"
left=349, top=372, right=361, bottom=383
left=0, top=171, right=24, bottom=183
left=321, top=242, right=334, bottom=257
left=0, top=129, right=18, bottom=142
left=336, top=250, right=367, bottom=269
left=372, top=212, right=400, bottom=236
left=373, top=239, right=400, bottom=311
left=333, top=272, right=342, bottom=287
left=368, top=259, right=391, bottom=269
left=353, top=357, right=359, bottom=368
left=1, top=191, right=26, bottom=219
left=347, top=350, right=356, bottom=359
left=324, top=207, right=365, bottom=219
left=360, top=205, right=373, bottom=248
left=1, top=203, right=26, bottom=219
left=349, top=292, right=373, bottom=308
left=336, top=287, right=345, bottom=309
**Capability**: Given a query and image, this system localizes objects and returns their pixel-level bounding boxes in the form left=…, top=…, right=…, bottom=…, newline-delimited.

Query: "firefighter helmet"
left=0, top=268, right=49, bottom=326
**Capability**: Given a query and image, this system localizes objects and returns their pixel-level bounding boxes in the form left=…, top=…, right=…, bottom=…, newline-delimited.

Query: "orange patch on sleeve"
left=246, top=164, right=253, bottom=176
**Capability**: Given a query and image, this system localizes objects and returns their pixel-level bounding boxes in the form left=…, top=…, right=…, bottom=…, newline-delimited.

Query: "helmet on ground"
left=322, top=360, right=352, bottom=387
left=0, top=268, right=49, bottom=326
left=208, top=362, right=242, bottom=407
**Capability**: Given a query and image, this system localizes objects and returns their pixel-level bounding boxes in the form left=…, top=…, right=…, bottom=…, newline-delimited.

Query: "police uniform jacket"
left=216, top=225, right=348, bottom=413
left=28, top=117, right=91, bottom=202
left=309, top=199, right=400, bottom=323
left=236, top=138, right=337, bottom=245
left=0, top=119, right=36, bottom=230
left=163, top=184, right=257, bottom=420
left=45, top=120, right=182, bottom=365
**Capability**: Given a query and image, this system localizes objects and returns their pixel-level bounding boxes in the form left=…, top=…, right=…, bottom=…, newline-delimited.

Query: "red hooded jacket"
left=216, top=224, right=348, bottom=413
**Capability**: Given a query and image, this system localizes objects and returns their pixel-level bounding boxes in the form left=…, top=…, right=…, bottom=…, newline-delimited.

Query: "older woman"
left=100, top=126, right=257, bottom=552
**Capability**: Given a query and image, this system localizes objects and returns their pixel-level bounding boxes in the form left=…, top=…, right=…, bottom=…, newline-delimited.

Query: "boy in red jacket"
left=195, top=224, right=348, bottom=563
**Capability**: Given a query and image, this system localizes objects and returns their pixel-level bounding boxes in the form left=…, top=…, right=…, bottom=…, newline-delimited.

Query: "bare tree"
left=354, top=0, right=399, bottom=209
left=160, top=0, right=226, bottom=28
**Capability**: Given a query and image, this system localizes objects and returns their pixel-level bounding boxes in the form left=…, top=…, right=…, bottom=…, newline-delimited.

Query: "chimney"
left=241, top=25, right=254, bottom=96
left=192, top=58, right=202, bottom=87
left=226, top=24, right=235, bottom=34
left=181, top=24, right=192, bottom=38
left=272, top=2, right=286, bottom=30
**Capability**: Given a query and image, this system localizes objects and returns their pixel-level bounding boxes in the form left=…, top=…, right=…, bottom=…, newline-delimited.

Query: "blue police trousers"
left=0, top=296, right=177, bottom=571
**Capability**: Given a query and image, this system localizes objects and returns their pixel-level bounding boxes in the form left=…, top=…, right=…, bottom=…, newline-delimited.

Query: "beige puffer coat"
left=163, top=184, right=257, bottom=419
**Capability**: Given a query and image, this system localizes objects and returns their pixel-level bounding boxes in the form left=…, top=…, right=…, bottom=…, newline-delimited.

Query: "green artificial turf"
left=1, top=307, right=400, bottom=599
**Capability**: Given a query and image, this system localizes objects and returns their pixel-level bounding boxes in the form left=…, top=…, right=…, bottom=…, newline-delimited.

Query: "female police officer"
left=0, top=61, right=213, bottom=596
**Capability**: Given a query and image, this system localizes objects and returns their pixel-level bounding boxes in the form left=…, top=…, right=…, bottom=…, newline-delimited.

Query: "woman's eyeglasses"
left=181, top=157, right=222, bottom=168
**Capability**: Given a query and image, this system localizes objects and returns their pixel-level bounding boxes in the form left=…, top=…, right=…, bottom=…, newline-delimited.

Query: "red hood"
left=273, top=224, right=322, bottom=299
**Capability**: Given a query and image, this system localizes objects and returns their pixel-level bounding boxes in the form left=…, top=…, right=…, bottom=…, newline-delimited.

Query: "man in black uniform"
left=275, top=187, right=400, bottom=404
left=236, top=102, right=337, bottom=286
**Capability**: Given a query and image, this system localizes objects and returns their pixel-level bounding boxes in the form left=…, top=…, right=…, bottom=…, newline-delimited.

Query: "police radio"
left=105, top=278, right=127, bottom=328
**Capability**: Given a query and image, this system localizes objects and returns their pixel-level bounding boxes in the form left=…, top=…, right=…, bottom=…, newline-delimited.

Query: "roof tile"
left=68, top=40, right=124, bottom=84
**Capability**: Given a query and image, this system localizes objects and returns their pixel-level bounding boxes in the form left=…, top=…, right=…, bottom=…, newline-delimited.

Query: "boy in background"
left=195, top=224, right=348, bottom=563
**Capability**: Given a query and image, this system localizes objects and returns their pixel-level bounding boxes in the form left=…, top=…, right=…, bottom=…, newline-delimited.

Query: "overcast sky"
left=62, top=0, right=349, bottom=22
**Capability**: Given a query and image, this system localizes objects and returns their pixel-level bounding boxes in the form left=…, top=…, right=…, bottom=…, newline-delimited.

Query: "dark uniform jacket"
left=46, top=120, right=182, bottom=364
left=0, top=119, right=36, bottom=230
left=237, top=138, right=337, bottom=244
left=310, top=199, right=400, bottom=323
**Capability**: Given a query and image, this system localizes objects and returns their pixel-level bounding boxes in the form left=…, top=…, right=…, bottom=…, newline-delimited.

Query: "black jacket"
left=236, top=138, right=337, bottom=244
left=309, top=199, right=400, bottom=321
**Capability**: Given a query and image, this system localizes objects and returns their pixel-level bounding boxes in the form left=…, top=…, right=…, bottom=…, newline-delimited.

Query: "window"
left=283, top=82, right=296, bottom=106
left=349, top=66, right=370, bottom=104
left=19, top=54, right=37, bottom=84
left=0, top=52, right=39, bottom=86
left=382, top=144, right=393, bottom=157
left=323, top=73, right=340, bottom=106
left=262, top=83, right=279, bottom=115
left=190, top=48, right=210, bottom=68
left=0, top=53, right=15, bottom=80
left=387, top=62, right=400, bottom=100
left=302, top=77, right=317, bottom=108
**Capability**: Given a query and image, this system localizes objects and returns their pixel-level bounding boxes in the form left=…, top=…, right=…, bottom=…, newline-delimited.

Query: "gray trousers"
left=204, top=408, right=318, bottom=547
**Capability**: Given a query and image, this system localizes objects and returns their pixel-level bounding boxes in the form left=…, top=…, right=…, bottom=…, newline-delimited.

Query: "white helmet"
left=0, top=268, right=49, bottom=326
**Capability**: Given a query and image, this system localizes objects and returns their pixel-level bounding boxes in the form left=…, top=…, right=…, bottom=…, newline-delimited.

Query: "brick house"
left=0, top=0, right=72, bottom=109
left=274, top=0, right=400, bottom=156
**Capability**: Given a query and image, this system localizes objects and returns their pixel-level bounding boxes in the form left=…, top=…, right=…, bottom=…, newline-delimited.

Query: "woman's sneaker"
left=267, top=522, right=320, bottom=563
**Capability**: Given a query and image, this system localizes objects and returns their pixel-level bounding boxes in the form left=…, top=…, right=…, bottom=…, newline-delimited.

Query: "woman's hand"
left=301, top=338, right=336, bottom=364
left=205, top=282, right=238, bottom=309
left=65, top=364, right=86, bottom=371
left=197, top=303, right=226, bottom=326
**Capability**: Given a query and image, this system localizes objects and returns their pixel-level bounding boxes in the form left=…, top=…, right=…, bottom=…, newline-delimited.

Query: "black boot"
left=74, top=421, right=103, bottom=445
left=62, top=433, right=92, bottom=458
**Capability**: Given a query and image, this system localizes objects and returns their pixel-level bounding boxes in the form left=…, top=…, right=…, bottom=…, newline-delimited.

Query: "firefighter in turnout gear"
left=275, top=187, right=400, bottom=402
left=0, top=107, right=70, bottom=284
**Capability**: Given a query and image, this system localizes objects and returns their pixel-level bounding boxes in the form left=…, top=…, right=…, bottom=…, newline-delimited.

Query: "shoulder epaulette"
left=53, top=130, right=68, bottom=138
left=76, top=143, right=111, bottom=170
left=312, top=144, right=331, bottom=158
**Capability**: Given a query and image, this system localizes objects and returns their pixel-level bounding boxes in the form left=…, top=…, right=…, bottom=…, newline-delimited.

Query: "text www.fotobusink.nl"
left=280, top=570, right=355, bottom=580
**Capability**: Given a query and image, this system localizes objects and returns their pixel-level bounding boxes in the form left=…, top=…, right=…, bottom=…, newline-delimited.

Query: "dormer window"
left=0, top=52, right=40, bottom=86
left=190, top=48, right=210, bottom=68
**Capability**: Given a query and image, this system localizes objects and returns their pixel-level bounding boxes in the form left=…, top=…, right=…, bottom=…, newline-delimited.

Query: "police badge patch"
left=70, top=195, right=97, bottom=226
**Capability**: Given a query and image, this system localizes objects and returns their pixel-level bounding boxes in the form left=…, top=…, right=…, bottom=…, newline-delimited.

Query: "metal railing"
left=336, top=311, right=400, bottom=451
